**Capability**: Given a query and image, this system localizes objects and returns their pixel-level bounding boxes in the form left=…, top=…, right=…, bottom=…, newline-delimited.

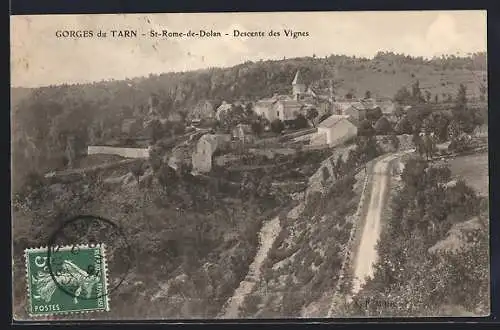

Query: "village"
left=44, top=66, right=486, bottom=190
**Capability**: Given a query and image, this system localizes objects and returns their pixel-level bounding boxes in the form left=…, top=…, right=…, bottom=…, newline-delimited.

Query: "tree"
left=130, top=161, right=145, bottom=186
left=374, top=116, right=393, bottom=135
left=358, top=119, right=375, bottom=137
left=394, top=105, right=405, bottom=120
left=412, top=133, right=425, bottom=157
left=157, top=163, right=178, bottom=190
left=453, top=84, right=475, bottom=133
left=65, top=136, right=76, bottom=169
left=149, top=146, right=163, bottom=174
left=356, top=136, right=381, bottom=162
left=479, top=83, right=487, bottom=102
left=406, top=109, right=423, bottom=134
left=447, top=119, right=461, bottom=141
left=336, top=155, right=345, bottom=177
left=270, top=119, right=285, bottom=134
left=425, top=90, right=432, bottom=103
left=394, top=86, right=412, bottom=105
left=365, top=107, right=383, bottom=123
left=411, top=80, right=425, bottom=104
left=422, top=112, right=450, bottom=142
left=394, top=116, right=413, bottom=135
left=244, top=102, right=254, bottom=117
left=322, top=166, right=331, bottom=184
left=148, top=119, right=164, bottom=143
left=423, top=134, right=436, bottom=161
left=293, top=114, right=309, bottom=129
left=250, top=121, right=264, bottom=137
left=306, top=107, right=319, bottom=127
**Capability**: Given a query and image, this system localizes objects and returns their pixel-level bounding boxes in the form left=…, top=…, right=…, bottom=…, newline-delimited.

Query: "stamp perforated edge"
left=24, top=244, right=111, bottom=318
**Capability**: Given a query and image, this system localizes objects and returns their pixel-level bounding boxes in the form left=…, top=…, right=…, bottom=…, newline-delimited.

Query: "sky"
left=11, top=11, right=487, bottom=87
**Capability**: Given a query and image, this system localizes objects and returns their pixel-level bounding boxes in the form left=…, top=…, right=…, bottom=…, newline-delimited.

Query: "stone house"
left=191, top=134, right=231, bottom=173
left=332, top=100, right=356, bottom=115
left=232, top=124, right=254, bottom=143
left=274, top=99, right=305, bottom=122
left=314, top=114, right=358, bottom=147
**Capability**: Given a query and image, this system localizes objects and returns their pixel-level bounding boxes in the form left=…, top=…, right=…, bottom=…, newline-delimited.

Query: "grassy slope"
left=448, top=152, right=489, bottom=196
left=335, top=62, right=486, bottom=100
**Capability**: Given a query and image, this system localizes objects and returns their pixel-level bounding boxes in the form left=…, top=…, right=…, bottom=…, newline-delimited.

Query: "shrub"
left=270, top=119, right=285, bottom=134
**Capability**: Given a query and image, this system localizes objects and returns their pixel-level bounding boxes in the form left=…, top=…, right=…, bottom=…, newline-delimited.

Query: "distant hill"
left=10, top=52, right=487, bottom=190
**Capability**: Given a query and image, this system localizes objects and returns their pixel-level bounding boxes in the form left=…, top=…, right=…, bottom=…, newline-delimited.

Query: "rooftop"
left=318, top=114, right=352, bottom=128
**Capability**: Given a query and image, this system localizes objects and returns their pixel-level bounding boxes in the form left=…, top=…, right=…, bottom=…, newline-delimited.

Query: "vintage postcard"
left=11, top=11, right=489, bottom=320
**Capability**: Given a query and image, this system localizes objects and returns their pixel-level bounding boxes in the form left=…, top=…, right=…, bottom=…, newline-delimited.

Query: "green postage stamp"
left=24, top=244, right=110, bottom=316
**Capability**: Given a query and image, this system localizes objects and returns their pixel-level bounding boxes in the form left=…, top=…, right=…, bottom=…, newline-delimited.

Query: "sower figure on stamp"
left=32, top=260, right=100, bottom=304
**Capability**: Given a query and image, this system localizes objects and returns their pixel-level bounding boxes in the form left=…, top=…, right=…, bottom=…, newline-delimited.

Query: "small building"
left=333, top=101, right=356, bottom=115
left=232, top=124, right=254, bottom=143
left=215, top=101, right=233, bottom=121
left=254, top=97, right=279, bottom=121
left=274, top=99, right=305, bottom=121
left=316, top=114, right=358, bottom=147
left=191, top=134, right=231, bottom=173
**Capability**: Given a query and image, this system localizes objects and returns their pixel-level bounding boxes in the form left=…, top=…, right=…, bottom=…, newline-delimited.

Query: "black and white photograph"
left=11, top=11, right=489, bottom=320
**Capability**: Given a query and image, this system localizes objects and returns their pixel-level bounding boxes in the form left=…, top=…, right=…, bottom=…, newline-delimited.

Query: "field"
left=448, top=152, right=489, bottom=196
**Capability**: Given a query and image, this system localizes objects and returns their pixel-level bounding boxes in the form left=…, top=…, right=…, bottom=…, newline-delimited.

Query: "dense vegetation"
left=12, top=164, right=283, bottom=318
left=238, top=174, right=360, bottom=318
left=344, top=156, right=489, bottom=316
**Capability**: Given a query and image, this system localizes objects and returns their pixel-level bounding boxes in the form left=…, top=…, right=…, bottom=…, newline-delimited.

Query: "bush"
left=374, top=117, right=393, bottom=135
left=270, top=119, right=285, bottom=134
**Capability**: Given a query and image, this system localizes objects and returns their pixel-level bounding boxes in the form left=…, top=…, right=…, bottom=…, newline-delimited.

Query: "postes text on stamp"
left=25, top=244, right=110, bottom=316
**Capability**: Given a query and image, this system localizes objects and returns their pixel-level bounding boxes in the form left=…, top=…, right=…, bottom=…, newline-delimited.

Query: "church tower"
left=292, top=70, right=306, bottom=100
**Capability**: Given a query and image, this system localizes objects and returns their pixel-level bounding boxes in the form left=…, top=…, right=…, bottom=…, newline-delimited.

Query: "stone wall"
left=87, top=146, right=150, bottom=159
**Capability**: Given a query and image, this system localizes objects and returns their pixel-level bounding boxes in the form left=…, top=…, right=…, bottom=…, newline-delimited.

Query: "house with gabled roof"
left=313, top=114, right=358, bottom=147
left=191, top=133, right=231, bottom=173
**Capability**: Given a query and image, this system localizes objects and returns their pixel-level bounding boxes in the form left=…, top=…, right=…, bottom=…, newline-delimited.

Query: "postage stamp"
left=25, top=244, right=110, bottom=316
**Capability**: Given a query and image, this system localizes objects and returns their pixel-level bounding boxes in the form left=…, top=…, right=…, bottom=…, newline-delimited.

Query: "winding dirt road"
left=351, top=152, right=405, bottom=294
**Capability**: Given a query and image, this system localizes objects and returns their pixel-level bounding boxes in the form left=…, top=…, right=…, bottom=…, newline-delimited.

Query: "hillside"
left=11, top=52, right=487, bottom=191
left=12, top=144, right=337, bottom=319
